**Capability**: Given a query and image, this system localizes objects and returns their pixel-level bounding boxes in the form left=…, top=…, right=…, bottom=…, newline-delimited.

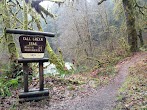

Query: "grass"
left=114, top=59, right=147, bottom=110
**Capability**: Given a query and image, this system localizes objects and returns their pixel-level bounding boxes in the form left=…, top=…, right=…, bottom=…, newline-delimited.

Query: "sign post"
left=6, top=29, right=55, bottom=102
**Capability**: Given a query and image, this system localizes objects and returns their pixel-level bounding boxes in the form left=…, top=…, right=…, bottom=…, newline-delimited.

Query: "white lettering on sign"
left=24, top=46, right=43, bottom=52
left=22, top=37, right=43, bottom=41
left=23, top=37, right=31, bottom=41
left=24, top=48, right=42, bottom=52
left=19, top=35, right=46, bottom=58
left=29, top=42, right=37, bottom=46
left=33, top=37, right=43, bottom=41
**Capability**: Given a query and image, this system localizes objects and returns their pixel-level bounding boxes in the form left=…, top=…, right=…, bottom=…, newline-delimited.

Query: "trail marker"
left=6, top=29, right=55, bottom=102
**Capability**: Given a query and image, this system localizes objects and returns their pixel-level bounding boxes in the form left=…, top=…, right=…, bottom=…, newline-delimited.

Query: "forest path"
left=49, top=52, right=147, bottom=110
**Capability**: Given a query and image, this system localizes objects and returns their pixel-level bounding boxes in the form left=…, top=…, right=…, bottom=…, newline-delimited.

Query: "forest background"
left=0, top=0, right=146, bottom=97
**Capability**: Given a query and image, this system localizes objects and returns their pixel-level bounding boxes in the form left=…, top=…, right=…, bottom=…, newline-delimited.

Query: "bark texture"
left=32, top=12, right=65, bottom=71
left=2, top=0, right=18, bottom=63
left=122, top=0, right=138, bottom=52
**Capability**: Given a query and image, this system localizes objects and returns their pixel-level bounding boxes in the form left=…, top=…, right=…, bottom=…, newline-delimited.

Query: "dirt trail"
left=48, top=52, right=147, bottom=110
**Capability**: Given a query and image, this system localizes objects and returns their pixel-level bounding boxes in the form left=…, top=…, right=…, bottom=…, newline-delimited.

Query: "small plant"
left=0, top=76, right=19, bottom=96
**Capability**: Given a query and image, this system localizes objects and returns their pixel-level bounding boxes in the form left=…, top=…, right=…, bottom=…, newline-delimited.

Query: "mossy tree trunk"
left=32, top=12, right=65, bottom=71
left=2, top=0, right=18, bottom=69
left=46, top=41, right=65, bottom=71
left=98, top=0, right=139, bottom=52
left=23, top=1, right=28, bottom=30
left=122, top=0, right=138, bottom=52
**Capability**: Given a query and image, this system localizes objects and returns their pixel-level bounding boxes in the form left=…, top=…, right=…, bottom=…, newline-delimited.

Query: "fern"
left=0, top=77, right=19, bottom=97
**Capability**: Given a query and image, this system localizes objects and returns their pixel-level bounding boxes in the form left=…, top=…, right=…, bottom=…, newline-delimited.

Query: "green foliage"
left=0, top=76, right=19, bottom=96
left=0, top=64, right=21, bottom=97
left=57, top=69, right=67, bottom=78
left=118, top=37, right=130, bottom=55
left=57, top=67, right=75, bottom=77
left=6, top=62, right=23, bottom=78
left=140, top=44, right=147, bottom=51
left=112, top=0, right=124, bottom=21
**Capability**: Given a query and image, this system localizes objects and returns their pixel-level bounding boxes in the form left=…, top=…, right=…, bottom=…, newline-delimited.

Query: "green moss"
left=8, top=43, right=19, bottom=59
left=31, top=12, right=65, bottom=73
left=46, top=41, right=65, bottom=71
left=23, top=1, right=28, bottom=30
left=2, top=0, right=19, bottom=65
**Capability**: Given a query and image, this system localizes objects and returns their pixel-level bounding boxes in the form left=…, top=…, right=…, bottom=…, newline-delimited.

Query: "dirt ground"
left=45, top=52, right=146, bottom=110
left=0, top=52, right=146, bottom=110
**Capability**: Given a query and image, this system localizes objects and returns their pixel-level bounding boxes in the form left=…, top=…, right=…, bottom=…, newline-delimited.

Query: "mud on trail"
left=47, top=52, right=147, bottom=110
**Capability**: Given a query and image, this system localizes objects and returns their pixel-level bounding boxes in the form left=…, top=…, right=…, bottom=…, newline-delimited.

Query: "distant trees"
left=99, top=0, right=137, bottom=51
left=1, top=0, right=145, bottom=72
left=56, top=0, right=97, bottom=66
left=98, top=0, right=147, bottom=52
left=0, top=0, right=66, bottom=73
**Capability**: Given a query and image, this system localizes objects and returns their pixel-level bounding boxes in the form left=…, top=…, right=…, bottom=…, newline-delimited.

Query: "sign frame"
left=19, top=35, right=46, bottom=58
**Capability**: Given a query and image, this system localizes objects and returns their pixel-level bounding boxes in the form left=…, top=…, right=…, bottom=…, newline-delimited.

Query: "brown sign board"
left=19, top=35, right=46, bottom=58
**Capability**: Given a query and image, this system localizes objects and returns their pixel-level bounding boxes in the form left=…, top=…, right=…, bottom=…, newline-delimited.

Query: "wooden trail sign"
left=19, top=35, right=46, bottom=58
left=6, top=28, right=55, bottom=102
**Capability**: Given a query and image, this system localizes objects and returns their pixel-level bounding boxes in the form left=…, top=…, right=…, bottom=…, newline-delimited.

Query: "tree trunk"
left=84, top=0, right=93, bottom=57
left=122, top=0, right=138, bottom=52
left=2, top=0, right=18, bottom=65
left=31, top=12, right=65, bottom=71
left=138, top=29, right=144, bottom=47
left=23, top=1, right=28, bottom=30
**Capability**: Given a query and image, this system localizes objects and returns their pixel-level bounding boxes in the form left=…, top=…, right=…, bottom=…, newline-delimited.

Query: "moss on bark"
left=23, top=1, right=28, bottom=30
left=2, top=0, right=19, bottom=63
left=122, top=0, right=138, bottom=52
left=31, top=12, right=65, bottom=71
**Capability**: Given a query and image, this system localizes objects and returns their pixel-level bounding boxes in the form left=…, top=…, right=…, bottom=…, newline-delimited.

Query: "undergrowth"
left=0, top=64, right=22, bottom=97
left=0, top=76, right=19, bottom=96
left=114, top=59, right=147, bottom=110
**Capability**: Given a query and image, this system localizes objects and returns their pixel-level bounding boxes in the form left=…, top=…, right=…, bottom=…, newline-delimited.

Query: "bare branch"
left=39, top=4, right=56, bottom=18
left=139, top=8, right=145, bottom=15
left=98, top=0, right=107, bottom=5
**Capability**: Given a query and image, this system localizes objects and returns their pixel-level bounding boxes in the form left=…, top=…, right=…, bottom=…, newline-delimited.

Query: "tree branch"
left=98, top=0, right=107, bottom=5
left=39, top=4, right=56, bottom=18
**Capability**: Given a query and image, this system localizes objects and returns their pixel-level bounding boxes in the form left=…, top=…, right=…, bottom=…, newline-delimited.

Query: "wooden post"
left=18, top=58, right=49, bottom=102
left=5, top=28, right=52, bottom=102
left=6, top=28, right=55, bottom=37
left=23, top=63, right=29, bottom=92
left=39, top=61, right=44, bottom=91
